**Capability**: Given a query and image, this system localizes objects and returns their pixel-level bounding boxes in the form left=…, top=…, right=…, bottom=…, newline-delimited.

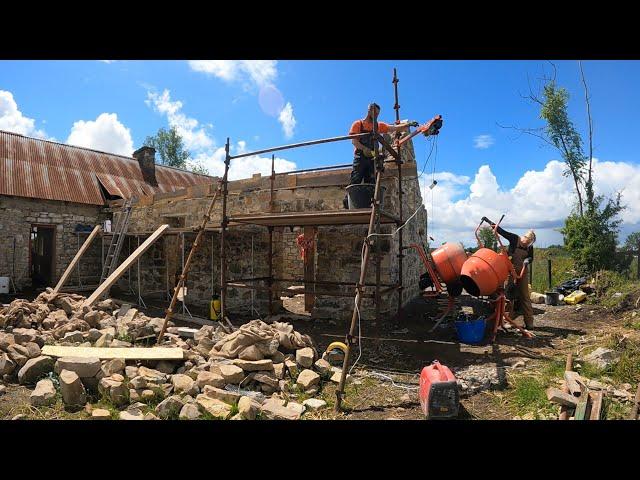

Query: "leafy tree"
left=144, top=127, right=191, bottom=170
left=478, top=226, right=498, bottom=251
left=624, top=231, right=640, bottom=251
left=539, top=82, right=587, bottom=216
left=561, top=193, right=625, bottom=273
left=503, top=62, right=626, bottom=275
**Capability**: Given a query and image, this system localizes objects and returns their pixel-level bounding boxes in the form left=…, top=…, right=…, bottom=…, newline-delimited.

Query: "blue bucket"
left=454, top=316, right=487, bottom=345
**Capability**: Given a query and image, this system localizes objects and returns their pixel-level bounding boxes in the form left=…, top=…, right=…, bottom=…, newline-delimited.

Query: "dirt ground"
left=1, top=290, right=634, bottom=420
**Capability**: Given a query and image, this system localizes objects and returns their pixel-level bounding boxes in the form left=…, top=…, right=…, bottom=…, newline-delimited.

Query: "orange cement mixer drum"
left=460, top=248, right=511, bottom=296
left=431, top=242, right=468, bottom=284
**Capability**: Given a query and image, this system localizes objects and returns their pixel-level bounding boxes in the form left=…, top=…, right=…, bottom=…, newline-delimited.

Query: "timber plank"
left=564, top=371, right=585, bottom=397
left=53, top=225, right=102, bottom=294
left=546, top=387, right=579, bottom=407
left=41, top=345, right=183, bottom=360
left=589, top=391, right=604, bottom=420
left=84, top=224, right=169, bottom=306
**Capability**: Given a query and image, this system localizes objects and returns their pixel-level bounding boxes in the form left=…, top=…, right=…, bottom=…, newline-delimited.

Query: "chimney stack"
left=133, top=146, right=157, bottom=186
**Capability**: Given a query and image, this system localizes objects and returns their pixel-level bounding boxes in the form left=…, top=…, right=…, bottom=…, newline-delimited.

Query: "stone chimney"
left=133, top=146, right=157, bottom=186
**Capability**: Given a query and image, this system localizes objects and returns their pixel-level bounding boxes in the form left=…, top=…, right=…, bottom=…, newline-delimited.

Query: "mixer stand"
left=487, top=288, right=534, bottom=341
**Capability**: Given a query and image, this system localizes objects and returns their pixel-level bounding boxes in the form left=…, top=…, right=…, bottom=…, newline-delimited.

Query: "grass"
left=530, top=248, right=576, bottom=294
left=497, top=357, right=567, bottom=419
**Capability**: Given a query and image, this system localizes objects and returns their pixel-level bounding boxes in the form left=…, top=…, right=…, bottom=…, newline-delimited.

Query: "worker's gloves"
left=363, top=148, right=374, bottom=157
left=523, top=258, right=531, bottom=265
left=409, top=121, right=419, bottom=127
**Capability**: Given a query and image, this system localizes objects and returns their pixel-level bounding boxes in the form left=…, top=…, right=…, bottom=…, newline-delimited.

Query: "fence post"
left=547, top=258, right=552, bottom=291
left=637, top=240, right=640, bottom=280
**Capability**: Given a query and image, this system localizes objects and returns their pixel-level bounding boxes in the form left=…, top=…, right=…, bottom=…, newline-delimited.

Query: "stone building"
left=0, top=130, right=212, bottom=291
left=117, top=137, right=427, bottom=323
left=1, top=128, right=428, bottom=324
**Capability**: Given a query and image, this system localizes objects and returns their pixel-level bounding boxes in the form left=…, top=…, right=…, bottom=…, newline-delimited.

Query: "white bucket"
left=0, top=277, right=9, bottom=294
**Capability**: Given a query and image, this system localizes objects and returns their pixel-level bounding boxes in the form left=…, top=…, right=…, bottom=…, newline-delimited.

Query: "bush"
left=562, top=194, right=624, bottom=274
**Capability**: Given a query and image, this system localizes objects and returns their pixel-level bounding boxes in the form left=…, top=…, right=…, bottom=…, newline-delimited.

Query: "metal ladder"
left=100, top=199, right=133, bottom=284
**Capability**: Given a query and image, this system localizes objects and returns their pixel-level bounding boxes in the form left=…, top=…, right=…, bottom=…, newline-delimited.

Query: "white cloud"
left=474, top=134, right=494, bottom=149
left=421, top=159, right=640, bottom=247
left=195, top=140, right=296, bottom=181
left=278, top=102, right=296, bottom=139
left=99, top=60, right=115, bottom=64
left=66, top=113, right=134, bottom=156
left=189, top=60, right=296, bottom=139
left=0, top=90, right=48, bottom=138
left=146, top=89, right=214, bottom=151
left=188, top=60, right=277, bottom=88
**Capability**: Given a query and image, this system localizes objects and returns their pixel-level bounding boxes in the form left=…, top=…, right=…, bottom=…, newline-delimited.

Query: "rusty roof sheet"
left=0, top=130, right=213, bottom=205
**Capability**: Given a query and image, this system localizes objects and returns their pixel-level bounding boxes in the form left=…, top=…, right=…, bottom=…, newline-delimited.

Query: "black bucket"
left=545, top=291, right=559, bottom=306
left=346, top=184, right=386, bottom=209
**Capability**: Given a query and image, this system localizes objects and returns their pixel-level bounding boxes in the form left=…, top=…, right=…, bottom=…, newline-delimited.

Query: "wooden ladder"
left=100, top=199, right=133, bottom=285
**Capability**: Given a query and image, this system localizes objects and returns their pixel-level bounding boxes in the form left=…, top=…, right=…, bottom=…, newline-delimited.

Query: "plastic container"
left=419, top=360, right=459, bottom=419
left=544, top=291, right=560, bottom=306
left=346, top=184, right=386, bottom=209
left=0, top=277, right=9, bottom=294
left=460, top=248, right=511, bottom=297
left=454, top=316, right=487, bottom=345
left=564, top=290, right=587, bottom=305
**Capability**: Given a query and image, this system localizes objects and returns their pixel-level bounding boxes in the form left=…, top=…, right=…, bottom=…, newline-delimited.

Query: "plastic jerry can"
left=419, top=360, right=459, bottom=419
left=210, top=296, right=221, bottom=320
left=564, top=290, right=587, bottom=305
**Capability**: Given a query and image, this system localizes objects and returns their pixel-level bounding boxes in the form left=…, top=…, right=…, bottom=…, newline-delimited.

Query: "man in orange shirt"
left=348, top=102, right=412, bottom=185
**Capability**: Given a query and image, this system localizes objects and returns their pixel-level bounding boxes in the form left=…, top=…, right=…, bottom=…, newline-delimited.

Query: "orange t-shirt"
left=349, top=119, right=391, bottom=153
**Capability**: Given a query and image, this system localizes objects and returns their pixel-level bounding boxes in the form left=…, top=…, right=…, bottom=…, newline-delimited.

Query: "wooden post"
left=157, top=181, right=223, bottom=342
left=84, top=224, right=169, bottom=307
left=303, top=226, right=316, bottom=312
left=53, top=225, right=101, bottom=294
left=559, top=353, right=573, bottom=420
left=547, top=258, right=552, bottom=290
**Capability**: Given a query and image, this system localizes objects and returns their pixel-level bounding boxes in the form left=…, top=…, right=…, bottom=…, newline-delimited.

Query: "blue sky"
left=1, top=60, right=639, bottom=246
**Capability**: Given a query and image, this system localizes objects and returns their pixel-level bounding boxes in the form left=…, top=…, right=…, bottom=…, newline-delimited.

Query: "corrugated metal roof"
left=0, top=130, right=214, bottom=205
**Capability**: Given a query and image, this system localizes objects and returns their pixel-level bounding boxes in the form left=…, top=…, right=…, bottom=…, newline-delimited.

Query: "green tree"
left=144, top=127, right=191, bottom=170
left=624, top=232, right=640, bottom=251
left=502, top=62, right=626, bottom=274
left=478, top=226, right=498, bottom=251
left=561, top=193, right=624, bottom=273
left=539, top=81, right=587, bottom=216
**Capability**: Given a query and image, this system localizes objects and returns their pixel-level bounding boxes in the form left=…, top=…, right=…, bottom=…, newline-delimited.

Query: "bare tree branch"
left=579, top=60, right=594, bottom=208
left=496, top=122, right=555, bottom=147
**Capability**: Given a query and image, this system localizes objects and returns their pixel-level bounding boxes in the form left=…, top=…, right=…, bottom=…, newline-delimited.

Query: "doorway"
left=30, top=224, right=56, bottom=288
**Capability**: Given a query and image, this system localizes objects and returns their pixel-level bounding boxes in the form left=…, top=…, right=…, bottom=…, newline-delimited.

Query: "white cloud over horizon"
left=420, top=158, right=640, bottom=248
left=473, top=134, right=494, bottom=149
left=66, top=113, right=134, bottom=156
left=0, top=90, right=49, bottom=139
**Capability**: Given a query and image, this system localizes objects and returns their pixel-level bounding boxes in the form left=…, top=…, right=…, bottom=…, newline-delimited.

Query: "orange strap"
left=296, top=234, right=315, bottom=260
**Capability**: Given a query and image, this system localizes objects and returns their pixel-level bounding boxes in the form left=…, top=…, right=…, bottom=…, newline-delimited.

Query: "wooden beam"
left=559, top=353, right=573, bottom=420
left=629, top=383, right=640, bottom=420
left=589, top=391, right=604, bottom=420
left=574, top=397, right=589, bottom=420
left=547, top=387, right=579, bottom=408
left=84, top=224, right=169, bottom=306
left=564, top=371, right=585, bottom=397
left=41, top=345, right=183, bottom=360
left=304, top=226, right=316, bottom=312
left=53, top=225, right=102, bottom=294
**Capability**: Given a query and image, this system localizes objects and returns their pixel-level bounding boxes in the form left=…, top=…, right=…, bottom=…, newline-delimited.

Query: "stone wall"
left=0, top=196, right=107, bottom=290
left=118, top=137, right=427, bottom=322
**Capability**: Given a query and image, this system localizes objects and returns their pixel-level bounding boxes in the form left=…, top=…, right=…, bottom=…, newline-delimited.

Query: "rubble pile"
left=1, top=289, right=341, bottom=420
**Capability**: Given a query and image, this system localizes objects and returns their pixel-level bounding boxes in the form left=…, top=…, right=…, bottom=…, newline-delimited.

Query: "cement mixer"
left=459, top=216, right=534, bottom=341
left=410, top=241, right=467, bottom=332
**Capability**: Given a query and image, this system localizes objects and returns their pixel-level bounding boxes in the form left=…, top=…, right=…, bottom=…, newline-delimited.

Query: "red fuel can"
left=419, top=360, right=459, bottom=419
